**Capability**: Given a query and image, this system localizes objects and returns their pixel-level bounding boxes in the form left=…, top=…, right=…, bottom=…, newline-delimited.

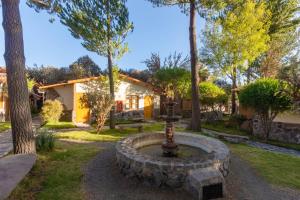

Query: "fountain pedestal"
left=162, top=100, right=180, bottom=157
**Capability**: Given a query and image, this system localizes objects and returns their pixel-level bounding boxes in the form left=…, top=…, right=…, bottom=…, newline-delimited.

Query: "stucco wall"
left=50, top=85, right=74, bottom=110
left=274, top=112, right=300, bottom=124
left=75, top=80, right=160, bottom=110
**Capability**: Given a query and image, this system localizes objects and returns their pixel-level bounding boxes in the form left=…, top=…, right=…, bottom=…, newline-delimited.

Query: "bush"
left=199, top=82, right=228, bottom=111
left=41, top=100, right=63, bottom=123
left=36, top=129, right=55, bottom=152
left=239, top=78, right=292, bottom=139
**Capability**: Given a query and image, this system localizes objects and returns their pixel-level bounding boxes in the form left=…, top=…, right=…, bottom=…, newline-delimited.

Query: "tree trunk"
left=231, top=66, right=237, bottom=115
left=108, top=51, right=115, bottom=129
left=2, top=0, right=35, bottom=154
left=189, top=1, right=201, bottom=131
left=106, top=0, right=115, bottom=129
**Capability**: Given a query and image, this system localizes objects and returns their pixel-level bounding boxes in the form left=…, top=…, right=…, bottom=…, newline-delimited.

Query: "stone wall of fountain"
left=116, top=100, right=230, bottom=199
left=116, top=132, right=230, bottom=188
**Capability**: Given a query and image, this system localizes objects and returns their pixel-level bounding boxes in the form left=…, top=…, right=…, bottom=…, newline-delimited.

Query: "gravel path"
left=83, top=142, right=193, bottom=200
left=83, top=142, right=300, bottom=200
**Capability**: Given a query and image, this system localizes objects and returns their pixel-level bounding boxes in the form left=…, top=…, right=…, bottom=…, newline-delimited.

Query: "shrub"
left=80, top=76, right=115, bottom=133
left=239, top=78, right=292, bottom=139
left=36, top=129, right=55, bottom=152
left=41, top=100, right=63, bottom=123
left=199, top=82, right=228, bottom=111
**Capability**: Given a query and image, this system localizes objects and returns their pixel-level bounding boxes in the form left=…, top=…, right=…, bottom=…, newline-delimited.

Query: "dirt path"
left=83, top=142, right=300, bottom=200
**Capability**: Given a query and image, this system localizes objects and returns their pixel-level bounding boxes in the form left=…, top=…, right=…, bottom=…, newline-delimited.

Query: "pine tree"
left=30, top=0, right=133, bottom=129
left=147, top=0, right=225, bottom=131
left=2, top=0, right=35, bottom=154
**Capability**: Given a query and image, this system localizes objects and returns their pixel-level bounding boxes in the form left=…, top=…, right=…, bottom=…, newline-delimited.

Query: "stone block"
left=186, top=167, right=226, bottom=200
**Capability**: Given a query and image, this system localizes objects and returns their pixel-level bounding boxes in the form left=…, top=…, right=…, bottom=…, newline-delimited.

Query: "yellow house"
left=39, top=74, right=160, bottom=124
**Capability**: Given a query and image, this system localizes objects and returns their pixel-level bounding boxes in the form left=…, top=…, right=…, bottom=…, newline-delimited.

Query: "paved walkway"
left=0, top=117, right=42, bottom=199
left=0, top=130, right=12, bottom=158
left=0, top=154, right=36, bottom=200
left=246, top=141, right=300, bottom=157
left=0, top=117, right=42, bottom=158
left=200, top=128, right=300, bottom=158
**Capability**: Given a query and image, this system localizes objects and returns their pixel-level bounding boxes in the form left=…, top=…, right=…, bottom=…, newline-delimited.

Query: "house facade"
left=39, top=74, right=160, bottom=124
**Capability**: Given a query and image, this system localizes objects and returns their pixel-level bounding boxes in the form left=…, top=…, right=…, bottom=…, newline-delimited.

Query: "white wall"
left=52, top=85, right=74, bottom=110
left=75, top=80, right=159, bottom=110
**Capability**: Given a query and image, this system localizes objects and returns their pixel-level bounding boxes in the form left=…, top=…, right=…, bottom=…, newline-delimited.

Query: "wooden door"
left=144, top=95, right=153, bottom=119
left=75, top=93, right=90, bottom=123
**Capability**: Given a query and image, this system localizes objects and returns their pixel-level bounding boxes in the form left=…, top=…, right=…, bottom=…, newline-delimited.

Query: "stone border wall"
left=253, top=116, right=300, bottom=144
left=116, top=132, right=230, bottom=188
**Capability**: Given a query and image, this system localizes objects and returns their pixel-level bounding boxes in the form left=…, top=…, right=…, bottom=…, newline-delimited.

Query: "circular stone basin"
left=116, top=132, right=230, bottom=188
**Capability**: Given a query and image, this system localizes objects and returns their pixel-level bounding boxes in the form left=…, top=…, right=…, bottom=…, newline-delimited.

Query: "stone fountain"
left=116, top=100, right=230, bottom=200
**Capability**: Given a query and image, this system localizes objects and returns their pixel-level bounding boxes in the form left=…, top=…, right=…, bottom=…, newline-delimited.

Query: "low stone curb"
left=202, top=128, right=300, bottom=157
left=202, top=128, right=249, bottom=143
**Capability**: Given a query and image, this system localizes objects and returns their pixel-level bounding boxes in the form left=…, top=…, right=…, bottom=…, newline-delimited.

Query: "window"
left=125, top=95, right=139, bottom=110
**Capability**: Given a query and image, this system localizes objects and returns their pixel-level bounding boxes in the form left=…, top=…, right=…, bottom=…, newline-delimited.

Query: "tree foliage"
left=199, top=82, right=227, bottom=111
left=155, top=67, right=191, bottom=99
left=259, top=0, right=300, bottom=77
left=68, top=55, right=101, bottom=79
left=239, top=78, right=292, bottom=139
left=201, top=0, right=270, bottom=114
left=27, top=56, right=101, bottom=84
left=278, top=56, right=300, bottom=101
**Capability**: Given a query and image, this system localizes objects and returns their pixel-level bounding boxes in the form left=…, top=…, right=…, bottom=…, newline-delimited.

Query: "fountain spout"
left=162, top=100, right=180, bottom=157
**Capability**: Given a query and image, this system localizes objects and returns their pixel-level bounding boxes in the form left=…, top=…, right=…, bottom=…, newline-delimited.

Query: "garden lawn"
left=229, top=143, right=300, bottom=190
left=55, top=123, right=165, bottom=142
left=0, top=122, right=11, bottom=132
left=9, top=141, right=100, bottom=200
left=43, top=122, right=76, bottom=130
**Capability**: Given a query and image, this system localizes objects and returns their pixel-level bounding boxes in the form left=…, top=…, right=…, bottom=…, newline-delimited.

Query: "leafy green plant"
left=199, top=82, right=228, bottom=111
left=239, top=78, right=292, bottom=139
left=155, top=67, right=191, bottom=99
left=36, top=129, right=55, bottom=152
left=41, top=100, right=63, bottom=123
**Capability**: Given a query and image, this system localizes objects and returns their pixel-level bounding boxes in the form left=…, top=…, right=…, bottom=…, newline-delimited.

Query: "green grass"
left=0, top=122, right=11, bottom=132
left=229, top=143, right=300, bottom=190
left=43, top=122, right=76, bottom=130
left=202, top=121, right=248, bottom=136
left=55, top=122, right=165, bottom=142
left=9, top=141, right=100, bottom=200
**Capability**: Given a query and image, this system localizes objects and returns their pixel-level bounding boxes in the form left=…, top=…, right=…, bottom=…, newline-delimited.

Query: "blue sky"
left=0, top=1, right=205, bottom=71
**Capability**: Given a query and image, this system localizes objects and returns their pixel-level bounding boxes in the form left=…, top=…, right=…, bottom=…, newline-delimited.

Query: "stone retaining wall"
left=253, top=116, right=300, bottom=144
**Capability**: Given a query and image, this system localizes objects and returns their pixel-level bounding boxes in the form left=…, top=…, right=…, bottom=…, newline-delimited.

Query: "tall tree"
left=147, top=0, right=224, bottom=131
left=259, top=0, right=300, bottom=77
left=2, top=0, right=35, bottom=154
left=30, top=0, right=133, bottom=129
left=201, top=0, right=270, bottom=114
